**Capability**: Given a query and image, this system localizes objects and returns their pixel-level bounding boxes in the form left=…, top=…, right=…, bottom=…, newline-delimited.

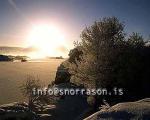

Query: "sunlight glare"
left=27, top=24, right=66, bottom=58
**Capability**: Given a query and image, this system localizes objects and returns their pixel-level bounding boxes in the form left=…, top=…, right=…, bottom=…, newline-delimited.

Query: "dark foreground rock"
left=0, top=83, right=89, bottom=120
left=84, top=98, right=150, bottom=120
left=0, top=102, right=56, bottom=120
left=0, top=102, right=38, bottom=120
left=1, top=97, right=150, bottom=120
left=51, top=83, right=89, bottom=120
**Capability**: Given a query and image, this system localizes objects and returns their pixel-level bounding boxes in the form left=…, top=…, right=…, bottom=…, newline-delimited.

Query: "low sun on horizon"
left=26, top=23, right=67, bottom=59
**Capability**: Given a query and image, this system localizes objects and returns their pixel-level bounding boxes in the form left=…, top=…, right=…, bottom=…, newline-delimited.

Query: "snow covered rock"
left=84, top=98, right=150, bottom=120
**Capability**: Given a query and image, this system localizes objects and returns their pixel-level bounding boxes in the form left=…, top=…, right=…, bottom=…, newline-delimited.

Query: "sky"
left=0, top=0, right=150, bottom=57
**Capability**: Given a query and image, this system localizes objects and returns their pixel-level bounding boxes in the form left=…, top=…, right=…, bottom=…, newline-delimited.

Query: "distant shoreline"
left=0, top=58, right=66, bottom=63
left=0, top=54, right=66, bottom=62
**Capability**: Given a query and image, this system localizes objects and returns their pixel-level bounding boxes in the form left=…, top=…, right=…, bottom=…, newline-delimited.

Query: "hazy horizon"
left=0, top=46, right=69, bottom=59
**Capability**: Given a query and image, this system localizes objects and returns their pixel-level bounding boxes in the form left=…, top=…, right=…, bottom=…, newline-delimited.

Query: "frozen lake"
left=0, top=59, right=64, bottom=104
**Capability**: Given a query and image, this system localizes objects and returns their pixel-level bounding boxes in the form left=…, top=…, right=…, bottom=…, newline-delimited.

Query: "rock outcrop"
left=54, top=63, right=71, bottom=84
left=84, top=98, right=150, bottom=120
left=51, top=83, right=89, bottom=120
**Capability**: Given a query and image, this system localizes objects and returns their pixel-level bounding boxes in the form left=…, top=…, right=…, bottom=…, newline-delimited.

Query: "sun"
left=27, top=24, right=65, bottom=58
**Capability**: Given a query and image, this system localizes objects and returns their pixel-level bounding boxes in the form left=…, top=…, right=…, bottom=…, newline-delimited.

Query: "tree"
left=68, top=17, right=125, bottom=110
left=127, top=32, right=144, bottom=48
left=68, top=17, right=149, bottom=109
left=113, top=32, right=145, bottom=100
left=69, top=17, right=125, bottom=89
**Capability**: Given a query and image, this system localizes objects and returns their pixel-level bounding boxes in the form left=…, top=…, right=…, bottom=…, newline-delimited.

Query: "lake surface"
left=0, top=59, right=64, bottom=104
